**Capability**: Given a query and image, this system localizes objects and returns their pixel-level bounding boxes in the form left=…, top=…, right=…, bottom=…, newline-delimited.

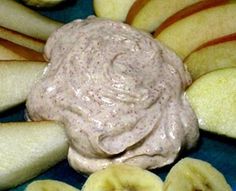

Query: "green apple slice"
left=127, top=0, right=201, bottom=33
left=93, top=0, right=136, bottom=22
left=0, top=26, right=45, bottom=53
left=0, top=61, right=46, bottom=112
left=0, top=121, right=69, bottom=190
left=186, top=67, right=236, bottom=138
left=0, top=0, right=62, bottom=40
left=184, top=40, right=236, bottom=80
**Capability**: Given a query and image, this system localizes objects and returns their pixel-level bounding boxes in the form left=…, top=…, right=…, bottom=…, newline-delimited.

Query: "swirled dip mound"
left=26, top=17, right=199, bottom=173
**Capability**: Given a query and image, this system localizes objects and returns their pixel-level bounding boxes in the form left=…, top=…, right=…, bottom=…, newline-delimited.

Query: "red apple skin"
left=184, top=33, right=236, bottom=62
left=192, top=32, right=236, bottom=52
left=126, top=0, right=151, bottom=25
left=156, top=4, right=236, bottom=59
left=0, top=26, right=45, bottom=52
left=0, top=38, right=45, bottom=61
left=154, top=0, right=229, bottom=37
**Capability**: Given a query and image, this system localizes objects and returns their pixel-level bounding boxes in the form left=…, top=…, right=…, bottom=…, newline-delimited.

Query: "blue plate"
left=1, top=1, right=236, bottom=190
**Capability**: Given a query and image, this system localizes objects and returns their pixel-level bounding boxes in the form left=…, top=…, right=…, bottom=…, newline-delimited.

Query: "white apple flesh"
left=127, top=0, right=201, bottom=33
left=184, top=40, right=236, bottom=80
left=0, top=38, right=45, bottom=61
left=0, top=26, right=45, bottom=52
left=0, top=121, right=68, bottom=190
left=0, top=0, right=63, bottom=41
left=186, top=67, right=236, bottom=138
left=0, top=61, right=46, bottom=112
left=93, top=0, right=136, bottom=22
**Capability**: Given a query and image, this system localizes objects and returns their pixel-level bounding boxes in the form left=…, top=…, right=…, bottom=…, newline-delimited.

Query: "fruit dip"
left=26, top=17, right=199, bottom=173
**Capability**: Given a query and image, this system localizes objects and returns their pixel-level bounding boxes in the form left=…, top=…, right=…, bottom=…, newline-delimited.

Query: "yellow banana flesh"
left=82, top=164, right=163, bottom=191
left=25, top=180, right=80, bottom=191
left=164, top=158, right=232, bottom=191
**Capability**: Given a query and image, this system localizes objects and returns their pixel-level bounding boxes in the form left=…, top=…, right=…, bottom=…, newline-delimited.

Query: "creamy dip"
left=26, top=17, right=199, bottom=173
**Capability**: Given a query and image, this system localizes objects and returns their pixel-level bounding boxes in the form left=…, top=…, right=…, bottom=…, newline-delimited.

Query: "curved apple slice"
left=0, top=61, right=46, bottom=112
left=0, top=44, right=26, bottom=60
left=193, top=32, right=236, bottom=51
left=156, top=4, right=236, bottom=59
left=184, top=40, right=236, bottom=80
left=0, top=0, right=62, bottom=41
left=0, top=38, right=45, bottom=61
left=126, top=0, right=202, bottom=33
left=0, top=26, right=45, bottom=53
left=0, top=121, right=68, bottom=190
left=153, top=0, right=229, bottom=36
left=186, top=67, right=236, bottom=138
left=93, top=0, right=136, bottom=22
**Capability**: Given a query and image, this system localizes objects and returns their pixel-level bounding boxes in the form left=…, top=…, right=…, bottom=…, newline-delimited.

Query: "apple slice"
left=193, top=32, right=236, bottom=51
left=154, top=0, right=229, bottom=36
left=93, top=0, right=136, bottom=22
left=184, top=40, right=236, bottom=80
left=126, top=0, right=202, bottom=33
left=156, top=4, right=236, bottom=59
left=0, top=121, right=68, bottom=190
left=0, top=38, right=45, bottom=61
left=0, top=60, right=46, bottom=112
left=0, top=26, right=45, bottom=53
left=186, top=67, right=236, bottom=138
left=0, top=44, right=26, bottom=60
left=0, top=0, right=63, bottom=41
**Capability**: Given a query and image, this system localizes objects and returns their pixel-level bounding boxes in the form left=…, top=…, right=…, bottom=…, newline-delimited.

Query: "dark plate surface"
left=1, top=1, right=236, bottom=190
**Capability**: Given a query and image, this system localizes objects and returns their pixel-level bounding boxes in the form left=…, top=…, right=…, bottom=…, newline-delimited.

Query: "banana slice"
left=25, top=180, right=80, bottom=191
left=164, top=158, right=232, bottom=191
left=82, top=164, right=163, bottom=191
left=23, top=0, right=65, bottom=8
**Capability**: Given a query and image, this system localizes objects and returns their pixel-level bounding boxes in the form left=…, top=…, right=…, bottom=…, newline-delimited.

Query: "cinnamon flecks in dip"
left=26, top=17, right=199, bottom=173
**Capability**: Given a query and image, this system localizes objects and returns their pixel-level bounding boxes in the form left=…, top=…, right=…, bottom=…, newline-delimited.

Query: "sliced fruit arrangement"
left=25, top=180, right=80, bottom=191
left=0, top=121, right=68, bottom=190
left=126, top=0, right=202, bottom=32
left=186, top=68, right=236, bottom=138
left=0, top=0, right=63, bottom=112
left=93, top=0, right=136, bottom=22
left=0, top=0, right=62, bottom=41
left=94, top=0, right=236, bottom=138
left=0, top=2, right=68, bottom=189
left=81, top=158, right=231, bottom=191
left=156, top=4, right=236, bottom=59
left=22, top=159, right=232, bottom=191
left=82, top=164, right=163, bottom=191
left=153, top=0, right=230, bottom=36
left=95, top=0, right=231, bottom=34
left=0, top=0, right=235, bottom=189
left=164, top=157, right=232, bottom=191
left=0, top=60, right=46, bottom=112
left=95, top=0, right=236, bottom=80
